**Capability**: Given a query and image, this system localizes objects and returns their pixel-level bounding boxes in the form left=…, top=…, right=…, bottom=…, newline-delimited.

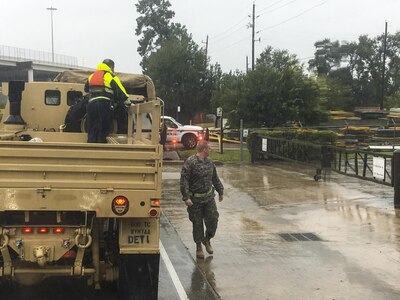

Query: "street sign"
left=216, top=107, right=222, bottom=117
left=373, top=157, right=385, bottom=180
left=243, top=129, right=248, bottom=137
left=262, top=138, right=267, bottom=152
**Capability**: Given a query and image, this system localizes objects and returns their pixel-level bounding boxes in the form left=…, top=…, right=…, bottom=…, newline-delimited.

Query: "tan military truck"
left=0, top=72, right=162, bottom=299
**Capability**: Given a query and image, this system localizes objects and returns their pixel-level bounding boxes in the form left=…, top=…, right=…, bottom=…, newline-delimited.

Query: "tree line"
left=135, top=0, right=400, bottom=128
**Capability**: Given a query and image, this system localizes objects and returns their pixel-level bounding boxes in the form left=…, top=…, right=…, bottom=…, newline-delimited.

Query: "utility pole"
left=202, top=35, right=209, bottom=72
left=246, top=56, right=249, bottom=73
left=47, top=7, right=57, bottom=63
left=202, top=35, right=209, bottom=59
left=249, top=3, right=260, bottom=71
left=251, top=3, right=255, bottom=70
left=381, top=21, right=388, bottom=110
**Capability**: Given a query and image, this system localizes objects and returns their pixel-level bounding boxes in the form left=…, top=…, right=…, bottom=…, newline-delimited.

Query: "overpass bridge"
left=0, top=45, right=92, bottom=82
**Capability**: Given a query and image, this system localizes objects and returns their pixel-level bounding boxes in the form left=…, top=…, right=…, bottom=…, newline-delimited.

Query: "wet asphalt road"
left=5, top=161, right=400, bottom=299
left=162, top=162, right=400, bottom=299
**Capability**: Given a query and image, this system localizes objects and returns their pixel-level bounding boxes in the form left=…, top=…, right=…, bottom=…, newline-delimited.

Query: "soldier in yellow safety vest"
left=84, top=59, right=129, bottom=143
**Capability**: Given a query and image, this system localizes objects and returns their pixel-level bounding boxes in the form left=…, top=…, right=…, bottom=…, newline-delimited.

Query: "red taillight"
left=198, top=136, right=203, bottom=140
left=149, top=208, right=158, bottom=217
left=114, top=197, right=127, bottom=206
left=151, top=199, right=161, bottom=207
left=53, top=227, right=65, bottom=234
left=172, top=139, right=177, bottom=144
left=22, top=227, right=33, bottom=234
left=112, top=196, right=129, bottom=216
left=38, top=227, right=49, bottom=234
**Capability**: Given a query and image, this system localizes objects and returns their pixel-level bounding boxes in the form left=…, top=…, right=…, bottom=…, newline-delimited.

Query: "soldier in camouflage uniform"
left=180, top=140, right=224, bottom=258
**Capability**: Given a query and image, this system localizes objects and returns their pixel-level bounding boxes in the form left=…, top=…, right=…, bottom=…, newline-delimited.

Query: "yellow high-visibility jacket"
left=85, top=63, right=128, bottom=103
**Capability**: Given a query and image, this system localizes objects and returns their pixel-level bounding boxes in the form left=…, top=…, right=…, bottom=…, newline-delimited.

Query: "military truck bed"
left=0, top=141, right=160, bottom=189
left=0, top=138, right=162, bottom=217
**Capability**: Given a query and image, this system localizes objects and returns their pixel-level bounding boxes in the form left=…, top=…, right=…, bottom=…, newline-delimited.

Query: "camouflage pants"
left=187, top=197, right=219, bottom=244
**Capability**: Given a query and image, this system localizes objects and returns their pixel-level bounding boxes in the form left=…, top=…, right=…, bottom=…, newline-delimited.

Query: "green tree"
left=308, top=39, right=344, bottom=76
left=309, top=33, right=400, bottom=110
left=383, top=32, right=400, bottom=101
left=135, top=0, right=175, bottom=58
left=211, top=71, right=246, bottom=127
left=135, top=1, right=221, bottom=121
left=143, top=29, right=219, bottom=121
left=316, top=70, right=353, bottom=111
left=347, top=35, right=382, bottom=107
left=385, top=90, right=400, bottom=109
left=212, top=47, right=327, bottom=128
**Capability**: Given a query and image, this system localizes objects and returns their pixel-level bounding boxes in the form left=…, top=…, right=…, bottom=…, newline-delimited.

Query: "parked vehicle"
left=162, top=116, right=204, bottom=149
left=0, top=72, right=162, bottom=299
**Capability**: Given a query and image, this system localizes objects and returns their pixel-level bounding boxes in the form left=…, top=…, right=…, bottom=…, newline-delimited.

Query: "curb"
left=162, top=159, right=223, bottom=166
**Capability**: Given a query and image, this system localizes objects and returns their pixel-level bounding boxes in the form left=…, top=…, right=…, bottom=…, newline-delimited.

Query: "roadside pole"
left=217, top=107, right=223, bottom=154
left=394, top=150, right=400, bottom=209
left=219, top=110, right=224, bottom=154
left=240, top=119, right=243, bottom=162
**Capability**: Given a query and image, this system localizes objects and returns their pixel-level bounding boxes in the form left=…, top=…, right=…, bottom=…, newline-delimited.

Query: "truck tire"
left=182, top=133, right=197, bottom=149
left=117, top=253, right=160, bottom=300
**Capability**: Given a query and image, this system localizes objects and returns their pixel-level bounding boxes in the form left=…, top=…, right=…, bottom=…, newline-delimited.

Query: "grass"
left=178, top=148, right=251, bottom=163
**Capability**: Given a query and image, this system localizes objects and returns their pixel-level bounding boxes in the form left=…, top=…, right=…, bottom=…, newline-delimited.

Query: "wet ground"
left=5, top=161, right=400, bottom=299
left=162, top=161, right=400, bottom=299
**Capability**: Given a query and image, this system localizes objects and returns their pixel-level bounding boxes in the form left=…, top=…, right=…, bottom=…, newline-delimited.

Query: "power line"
left=210, top=22, right=248, bottom=45
left=209, top=35, right=249, bottom=54
left=210, top=16, right=249, bottom=40
left=258, top=0, right=329, bottom=33
left=208, top=0, right=298, bottom=47
left=258, top=0, right=291, bottom=14
left=259, top=0, right=298, bottom=17
left=208, top=3, right=253, bottom=40
left=210, top=1, right=329, bottom=56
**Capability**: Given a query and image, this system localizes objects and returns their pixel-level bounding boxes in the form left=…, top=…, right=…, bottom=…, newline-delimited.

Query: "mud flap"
left=117, top=253, right=160, bottom=300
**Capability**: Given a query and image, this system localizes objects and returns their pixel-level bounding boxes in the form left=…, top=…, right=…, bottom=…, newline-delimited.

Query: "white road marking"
left=160, top=241, right=189, bottom=300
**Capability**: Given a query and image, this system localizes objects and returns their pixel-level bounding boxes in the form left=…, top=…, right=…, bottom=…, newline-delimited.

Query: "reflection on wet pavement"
left=196, top=256, right=216, bottom=291
left=162, top=162, right=400, bottom=299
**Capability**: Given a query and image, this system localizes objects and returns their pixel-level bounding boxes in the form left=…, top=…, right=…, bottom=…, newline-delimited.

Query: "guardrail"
left=250, top=134, right=393, bottom=186
left=331, top=146, right=392, bottom=186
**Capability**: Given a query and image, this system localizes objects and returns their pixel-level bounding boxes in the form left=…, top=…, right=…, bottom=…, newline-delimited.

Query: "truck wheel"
left=182, top=134, right=197, bottom=149
left=117, top=254, right=160, bottom=300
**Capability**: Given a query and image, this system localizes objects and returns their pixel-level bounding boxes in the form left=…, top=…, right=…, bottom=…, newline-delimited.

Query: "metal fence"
left=251, top=134, right=393, bottom=186
left=330, top=146, right=392, bottom=186
left=0, top=45, right=78, bottom=67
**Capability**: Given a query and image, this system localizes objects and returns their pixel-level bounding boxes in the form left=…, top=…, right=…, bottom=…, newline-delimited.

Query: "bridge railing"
left=250, top=134, right=393, bottom=186
left=0, top=45, right=78, bottom=67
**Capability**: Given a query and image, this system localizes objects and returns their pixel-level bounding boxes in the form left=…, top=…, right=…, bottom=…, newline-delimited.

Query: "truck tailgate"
left=0, top=141, right=161, bottom=190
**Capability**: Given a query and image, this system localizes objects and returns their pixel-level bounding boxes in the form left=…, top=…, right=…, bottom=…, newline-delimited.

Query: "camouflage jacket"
left=180, top=155, right=224, bottom=201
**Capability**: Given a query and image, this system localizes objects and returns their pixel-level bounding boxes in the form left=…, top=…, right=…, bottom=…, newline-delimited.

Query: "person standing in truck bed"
left=85, top=59, right=129, bottom=143
left=180, top=140, right=224, bottom=258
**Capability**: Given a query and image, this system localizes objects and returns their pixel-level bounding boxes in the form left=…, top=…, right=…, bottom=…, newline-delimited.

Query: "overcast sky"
left=1, top=0, right=399, bottom=73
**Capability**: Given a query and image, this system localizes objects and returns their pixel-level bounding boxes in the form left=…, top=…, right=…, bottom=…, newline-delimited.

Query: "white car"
left=162, top=116, right=205, bottom=149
